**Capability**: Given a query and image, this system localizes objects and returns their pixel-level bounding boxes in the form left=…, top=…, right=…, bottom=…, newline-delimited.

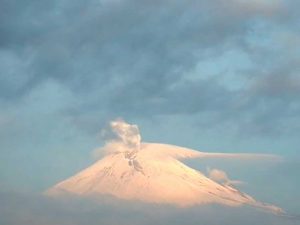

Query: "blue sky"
left=0, top=0, right=300, bottom=219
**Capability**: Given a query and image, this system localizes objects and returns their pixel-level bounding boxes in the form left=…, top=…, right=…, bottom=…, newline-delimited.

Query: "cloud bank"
left=0, top=0, right=299, bottom=137
left=0, top=192, right=298, bottom=225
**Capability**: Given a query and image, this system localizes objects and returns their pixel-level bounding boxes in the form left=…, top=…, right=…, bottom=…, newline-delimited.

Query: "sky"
left=0, top=0, right=299, bottom=224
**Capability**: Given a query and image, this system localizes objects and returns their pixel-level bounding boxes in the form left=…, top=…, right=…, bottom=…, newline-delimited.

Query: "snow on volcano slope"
left=47, top=143, right=282, bottom=214
left=46, top=120, right=283, bottom=214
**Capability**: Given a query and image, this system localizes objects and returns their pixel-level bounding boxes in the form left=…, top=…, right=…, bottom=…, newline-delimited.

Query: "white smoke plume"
left=110, top=119, right=141, bottom=149
left=93, top=119, right=141, bottom=158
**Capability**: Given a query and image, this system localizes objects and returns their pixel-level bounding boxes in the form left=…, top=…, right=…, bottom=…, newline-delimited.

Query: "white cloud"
left=207, top=168, right=244, bottom=186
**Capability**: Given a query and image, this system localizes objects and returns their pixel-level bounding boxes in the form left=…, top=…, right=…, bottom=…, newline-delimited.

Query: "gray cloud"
left=0, top=192, right=298, bottom=225
left=0, top=0, right=299, bottom=136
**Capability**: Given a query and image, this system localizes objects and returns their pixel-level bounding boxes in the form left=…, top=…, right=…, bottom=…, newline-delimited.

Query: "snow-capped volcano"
left=47, top=119, right=283, bottom=214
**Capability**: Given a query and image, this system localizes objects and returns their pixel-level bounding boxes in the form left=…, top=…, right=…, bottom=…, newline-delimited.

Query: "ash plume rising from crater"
left=46, top=119, right=283, bottom=214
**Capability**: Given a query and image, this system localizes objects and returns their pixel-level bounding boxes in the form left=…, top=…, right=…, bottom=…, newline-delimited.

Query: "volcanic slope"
left=47, top=142, right=282, bottom=214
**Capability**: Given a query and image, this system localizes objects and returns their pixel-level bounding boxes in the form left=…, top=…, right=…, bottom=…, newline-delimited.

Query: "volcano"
left=46, top=120, right=283, bottom=214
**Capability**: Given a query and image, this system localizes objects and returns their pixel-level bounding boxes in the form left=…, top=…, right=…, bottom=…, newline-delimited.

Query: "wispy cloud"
left=207, top=168, right=244, bottom=186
